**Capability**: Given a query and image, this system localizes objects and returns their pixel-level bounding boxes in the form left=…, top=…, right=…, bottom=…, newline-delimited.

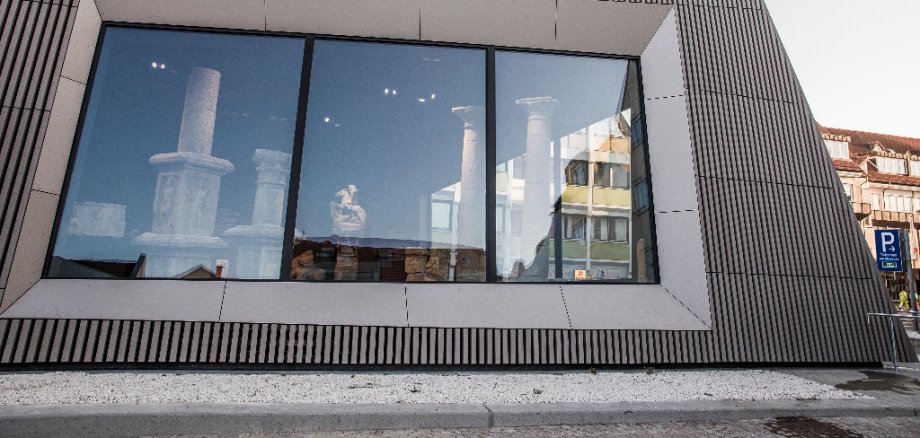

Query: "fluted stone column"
left=134, top=67, right=234, bottom=278
left=225, top=149, right=292, bottom=279
left=515, top=97, right=559, bottom=275
left=451, top=106, right=485, bottom=249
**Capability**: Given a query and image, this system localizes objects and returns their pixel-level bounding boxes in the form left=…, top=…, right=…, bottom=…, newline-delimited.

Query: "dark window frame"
left=43, top=22, right=660, bottom=285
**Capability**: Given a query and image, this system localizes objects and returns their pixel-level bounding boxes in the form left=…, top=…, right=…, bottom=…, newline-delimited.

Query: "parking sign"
left=875, top=230, right=903, bottom=272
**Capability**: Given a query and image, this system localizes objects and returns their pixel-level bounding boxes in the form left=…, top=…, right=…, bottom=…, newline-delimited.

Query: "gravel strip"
left=0, top=370, right=866, bottom=405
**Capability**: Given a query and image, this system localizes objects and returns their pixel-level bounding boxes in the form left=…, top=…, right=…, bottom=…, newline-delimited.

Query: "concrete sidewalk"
left=0, top=367, right=918, bottom=437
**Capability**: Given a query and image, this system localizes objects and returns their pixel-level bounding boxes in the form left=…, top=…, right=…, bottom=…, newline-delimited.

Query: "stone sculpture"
left=68, top=202, right=126, bottom=237
left=330, top=184, right=366, bottom=237
left=134, top=67, right=234, bottom=277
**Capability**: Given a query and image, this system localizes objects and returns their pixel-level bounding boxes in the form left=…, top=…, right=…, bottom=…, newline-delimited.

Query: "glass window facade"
left=494, top=52, right=656, bottom=282
left=292, top=41, right=486, bottom=282
left=49, top=27, right=656, bottom=284
left=49, top=28, right=303, bottom=279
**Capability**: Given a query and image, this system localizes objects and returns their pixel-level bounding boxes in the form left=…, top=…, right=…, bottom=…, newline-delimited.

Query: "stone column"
left=250, top=149, right=292, bottom=227
left=134, top=67, right=234, bottom=278
left=515, top=97, right=559, bottom=273
left=451, top=106, right=485, bottom=250
left=177, top=68, right=220, bottom=155
left=224, top=149, right=292, bottom=279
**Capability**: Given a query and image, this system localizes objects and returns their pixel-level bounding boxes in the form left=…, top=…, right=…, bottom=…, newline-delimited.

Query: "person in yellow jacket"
left=899, top=289, right=910, bottom=311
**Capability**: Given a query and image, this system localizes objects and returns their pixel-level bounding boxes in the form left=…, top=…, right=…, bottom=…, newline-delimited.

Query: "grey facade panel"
left=0, top=0, right=914, bottom=366
left=0, top=0, right=75, bottom=291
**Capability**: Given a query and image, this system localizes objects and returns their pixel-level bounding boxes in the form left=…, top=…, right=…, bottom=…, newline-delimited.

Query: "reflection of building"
left=821, top=126, right=920, bottom=301
left=500, top=114, right=637, bottom=281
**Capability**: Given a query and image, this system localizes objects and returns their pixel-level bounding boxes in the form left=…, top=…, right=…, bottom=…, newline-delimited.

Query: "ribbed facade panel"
left=0, top=0, right=75, bottom=289
left=2, top=313, right=907, bottom=366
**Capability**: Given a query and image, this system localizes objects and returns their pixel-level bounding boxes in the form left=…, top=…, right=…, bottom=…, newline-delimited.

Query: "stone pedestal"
left=134, top=67, right=234, bottom=278
left=224, top=149, right=292, bottom=279
left=516, top=97, right=559, bottom=270
left=451, top=106, right=485, bottom=250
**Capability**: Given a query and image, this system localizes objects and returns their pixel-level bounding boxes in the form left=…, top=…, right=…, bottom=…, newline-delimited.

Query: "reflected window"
left=565, top=160, right=588, bottom=186
left=495, top=52, right=655, bottom=283
left=291, top=40, right=486, bottom=282
left=563, top=215, right=587, bottom=240
left=49, top=28, right=303, bottom=279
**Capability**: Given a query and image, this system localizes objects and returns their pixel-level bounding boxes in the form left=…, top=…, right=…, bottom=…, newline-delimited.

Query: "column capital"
left=451, top=105, right=484, bottom=127
left=253, top=148, right=292, bottom=170
left=515, top=96, right=559, bottom=117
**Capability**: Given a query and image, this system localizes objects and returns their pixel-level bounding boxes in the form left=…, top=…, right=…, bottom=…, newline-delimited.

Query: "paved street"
left=4, top=367, right=919, bottom=437
left=184, top=417, right=920, bottom=437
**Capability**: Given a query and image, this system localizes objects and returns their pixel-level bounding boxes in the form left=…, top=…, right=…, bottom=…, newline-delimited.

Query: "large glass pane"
left=495, top=52, right=656, bottom=283
left=292, top=40, right=486, bottom=282
left=49, top=28, right=304, bottom=279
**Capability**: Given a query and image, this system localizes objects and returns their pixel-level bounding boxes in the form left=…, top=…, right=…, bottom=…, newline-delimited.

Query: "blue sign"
left=875, top=230, right=903, bottom=272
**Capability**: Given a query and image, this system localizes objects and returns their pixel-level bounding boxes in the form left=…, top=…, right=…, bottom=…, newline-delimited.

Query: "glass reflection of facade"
left=49, top=27, right=656, bottom=284
left=495, top=53, right=656, bottom=282
left=48, top=28, right=303, bottom=280
left=293, top=41, right=487, bottom=282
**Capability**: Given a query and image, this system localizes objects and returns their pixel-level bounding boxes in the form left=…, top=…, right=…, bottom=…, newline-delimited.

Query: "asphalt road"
left=186, top=416, right=920, bottom=437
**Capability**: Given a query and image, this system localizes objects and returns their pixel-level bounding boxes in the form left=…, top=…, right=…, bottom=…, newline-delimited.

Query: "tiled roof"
left=820, top=126, right=920, bottom=186
left=820, top=126, right=920, bottom=155
left=866, top=171, right=920, bottom=187
left=832, top=158, right=863, bottom=173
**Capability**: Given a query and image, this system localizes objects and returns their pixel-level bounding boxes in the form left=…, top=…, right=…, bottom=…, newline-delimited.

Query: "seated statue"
left=330, top=184, right=367, bottom=237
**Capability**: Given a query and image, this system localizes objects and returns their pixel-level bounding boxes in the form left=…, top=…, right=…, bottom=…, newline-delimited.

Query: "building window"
left=563, top=214, right=587, bottom=240
left=823, top=139, right=849, bottom=159
left=593, top=163, right=630, bottom=189
left=876, top=157, right=907, bottom=174
left=872, top=193, right=881, bottom=210
left=594, top=216, right=628, bottom=242
left=49, top=26, right=656, bottom=285
left=293, top=40, right=486, bottom=282
left=634, top=180, right=651, bottom=211
left=564, top=160, right=588, bottom=186
left=494, top=51, right=654, bottom=283
left=910, top=161, right=920, bottom=176
left=842, top=183, right=853, bottom=202
left=431, top=200, right=453, bottom=230
left=48, top=28, right=304, bottom=279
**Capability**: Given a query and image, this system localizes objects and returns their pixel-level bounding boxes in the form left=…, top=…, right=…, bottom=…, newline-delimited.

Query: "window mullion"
left=280, top=36, right=316, bottom=280
left=486, top=48, right=497, bottom=283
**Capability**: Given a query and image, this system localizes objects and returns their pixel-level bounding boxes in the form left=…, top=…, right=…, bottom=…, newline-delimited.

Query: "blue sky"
left=764, top=0, right=920, bottom=138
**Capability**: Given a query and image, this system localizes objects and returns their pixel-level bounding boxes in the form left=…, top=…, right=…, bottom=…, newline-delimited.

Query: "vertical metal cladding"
left=0, top=0, right=912, bottom=366
left=0, top=0, right=76, bottom=290
left=676, top=0, right=914, bottom=361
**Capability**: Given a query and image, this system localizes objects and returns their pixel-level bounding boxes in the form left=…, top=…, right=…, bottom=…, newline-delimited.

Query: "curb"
left=1, top=399, right=918, bottom=437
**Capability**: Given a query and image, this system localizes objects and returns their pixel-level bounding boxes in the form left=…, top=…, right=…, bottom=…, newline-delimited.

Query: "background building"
left=0, top=0, right=913, bottom=366
left=822, top=126, right=920, bottom=303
